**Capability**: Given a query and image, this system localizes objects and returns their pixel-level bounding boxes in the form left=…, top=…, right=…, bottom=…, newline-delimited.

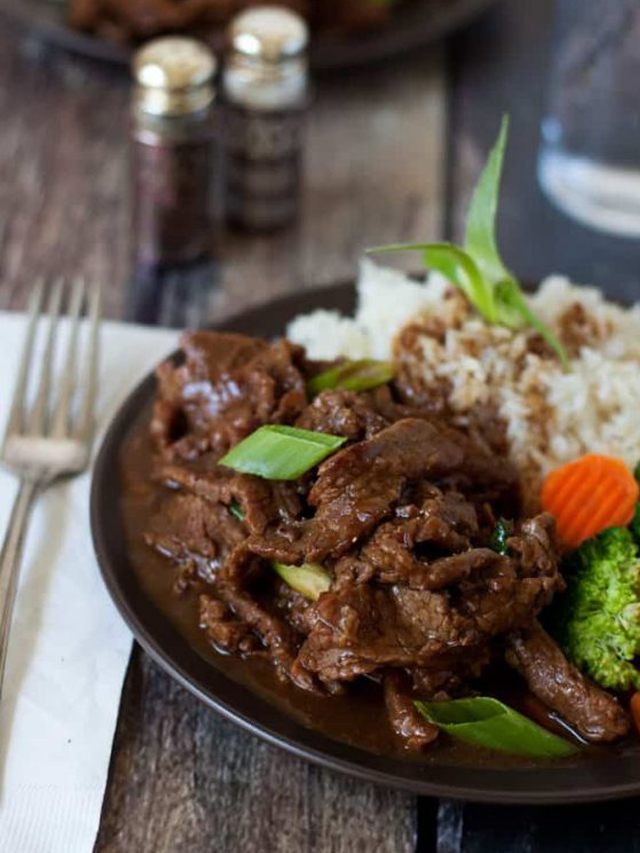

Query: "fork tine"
left=73, top=280, right=101, bottom=441
left=51, top=277, right=87, bottom=438
left=3, top=278, right=46, bottom=443
left=27, top=277, right=65, bottom=437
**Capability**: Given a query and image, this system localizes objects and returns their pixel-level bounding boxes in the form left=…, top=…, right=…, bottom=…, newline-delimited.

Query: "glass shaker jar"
left=131, top=37, right=217, bottom=269
left=222, top=6, right=309, bottom=231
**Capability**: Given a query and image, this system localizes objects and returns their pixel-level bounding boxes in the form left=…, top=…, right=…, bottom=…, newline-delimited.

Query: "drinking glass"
left=538, top=0, right=640, bottom=236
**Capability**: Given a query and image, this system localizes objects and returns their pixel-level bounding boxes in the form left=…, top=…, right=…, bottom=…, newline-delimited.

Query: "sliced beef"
left=383, top=671, right=440, bottom=750
left=215, top=544, right=318, bottom=693
left=152, top=332, right=308, bottom=460
left=505, top=621, right=630, bottom=743
left=144, top=493, right=241, bottom=590
left=356, top=492, right=481, bottom=585
left=199, top=594, right=259, bottom=654
left=248, top=418, right=466, bottom=565
left=295, top=389, right=389, bottom=440
left=298, top=536, right=561, bottom=684
left=143, top=330, right=630, bottom=754
left=507, top=514, right=559, bottom=580
left=155, top=461, right=302, bottom=535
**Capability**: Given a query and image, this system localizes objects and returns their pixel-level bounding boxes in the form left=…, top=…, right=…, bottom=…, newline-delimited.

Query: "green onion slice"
left=415, top=697, right=579, bottom=759
left=273, top=562, right=331, bottom=601
left=229, top=500, right=245, bottom=521
left=307, top=359, right=395, bottom=397
left=488, top=518, right=513, bottom=556
left=219, top=425, right=347, bottom=481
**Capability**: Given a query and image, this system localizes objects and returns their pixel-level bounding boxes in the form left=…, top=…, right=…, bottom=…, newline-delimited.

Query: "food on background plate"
left=68, top=0, right=403, bottom=45
left=126, top=120, right=640, bottom=760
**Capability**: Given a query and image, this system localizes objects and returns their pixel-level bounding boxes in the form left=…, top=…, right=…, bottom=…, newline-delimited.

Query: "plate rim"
left=90, top=282, right=640, bottom=804
left=1, top=0, right=499, bottom=71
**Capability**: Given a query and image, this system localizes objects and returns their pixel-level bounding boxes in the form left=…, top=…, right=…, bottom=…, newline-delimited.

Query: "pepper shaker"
left=222, top=6, right=309, bottom=231
left=131, top=37, right=217, bottom=270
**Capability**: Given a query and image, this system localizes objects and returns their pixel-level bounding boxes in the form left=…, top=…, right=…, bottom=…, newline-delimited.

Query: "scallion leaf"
left=219, top=425, right=347, bottom=481
left=488, top=518, right=513, bottom=556
left=415, top=697, right=578, bottom=758
left=273, top=562, right=331, bottom=600
left=494, top=279, right=570, bottom=369
left=229, top=500, right=245, bottom=521
left=367, top=115, right=570, bottom=369
left=307, top=359, right=395, bottom=397
left=464, top=115, right=512, bottom=285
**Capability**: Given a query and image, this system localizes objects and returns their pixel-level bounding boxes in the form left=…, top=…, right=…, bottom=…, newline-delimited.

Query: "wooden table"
left=2, top=1, right=640, bottom=850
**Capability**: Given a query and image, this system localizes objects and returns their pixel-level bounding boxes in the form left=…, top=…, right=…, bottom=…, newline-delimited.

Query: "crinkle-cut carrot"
left=541, top=454, right=639, bottom=548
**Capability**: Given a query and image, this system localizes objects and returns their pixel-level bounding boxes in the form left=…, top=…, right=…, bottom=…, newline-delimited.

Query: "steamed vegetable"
left=629, top=461, right=640, bottom=543
left=219, top=425, right=346, bottom=481
left=307, top=359, right=395, bottom=397
left=415, top=697, right=578, bottom=758
left=551, top=526, right=640, bottom=692
left=368, top=116, right=569, bottom=369
left=273, top=562, right=331, bottom=601
left=541, top=454, right=639, bottom=548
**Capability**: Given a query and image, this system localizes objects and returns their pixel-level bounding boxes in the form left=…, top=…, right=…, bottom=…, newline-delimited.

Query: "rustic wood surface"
left=3, top=0, right=640, bottom=850
left=0, top=13, right=445, bottom=853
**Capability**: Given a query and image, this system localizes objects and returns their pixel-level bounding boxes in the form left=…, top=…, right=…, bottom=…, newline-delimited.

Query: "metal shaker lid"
left=229, top=6, right=309, bottom=64
left=133, top=37, right=217, bottom=116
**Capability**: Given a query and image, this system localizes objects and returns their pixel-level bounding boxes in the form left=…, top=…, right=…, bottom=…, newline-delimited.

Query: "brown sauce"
left=118, top=407, right=605, bottom=769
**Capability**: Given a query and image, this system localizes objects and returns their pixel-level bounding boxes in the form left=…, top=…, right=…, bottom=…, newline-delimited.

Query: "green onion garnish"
left=415, top=697, right=578, bottom=758
left=368, top=115, right=570, bottom=369
left=229, top=500, right=245, bottom=521
left=273, top=562, right=331, bottom=601
left=489, top=518, right=513, bottom=556
left=219, top=425, right=347, bottom=481
left=307, top=359, right=395, bottom=397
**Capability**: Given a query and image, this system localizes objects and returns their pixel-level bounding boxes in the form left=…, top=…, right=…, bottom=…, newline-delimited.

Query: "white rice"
left=287, top=259, right=640, bottom=500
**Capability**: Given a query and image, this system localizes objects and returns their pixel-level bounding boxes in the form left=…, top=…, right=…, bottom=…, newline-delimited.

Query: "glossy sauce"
left=119, top=409, right=600, bottom=769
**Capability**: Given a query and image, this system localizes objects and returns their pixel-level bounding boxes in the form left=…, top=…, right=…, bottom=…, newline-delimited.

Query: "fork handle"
left=0, top=479, right=38, bottom=701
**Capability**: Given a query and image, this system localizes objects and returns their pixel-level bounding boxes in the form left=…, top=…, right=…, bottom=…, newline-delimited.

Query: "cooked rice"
left=287, top=259, right=640, bottom=502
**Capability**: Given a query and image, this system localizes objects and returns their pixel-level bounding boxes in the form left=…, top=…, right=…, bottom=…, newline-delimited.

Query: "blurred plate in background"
left=0, top=0, right=498, bottom=71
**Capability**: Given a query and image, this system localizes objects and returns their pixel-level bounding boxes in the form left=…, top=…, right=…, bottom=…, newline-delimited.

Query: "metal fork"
left=0, top=277, right=101, bottom=700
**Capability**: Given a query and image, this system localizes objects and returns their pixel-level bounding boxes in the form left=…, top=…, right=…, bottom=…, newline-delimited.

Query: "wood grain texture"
left=0, top=23, right=445, bottom=326
left=95, top=649, right=417, bottom=853
left=0, top=19, right=447, bottom=853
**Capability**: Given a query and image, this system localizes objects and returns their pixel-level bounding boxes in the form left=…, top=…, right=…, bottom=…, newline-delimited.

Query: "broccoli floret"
left=630, top=461, right=640, bottom=546
left=630, top=504, right=640, bottom=547
left=553, top=527, right=640, bottom=691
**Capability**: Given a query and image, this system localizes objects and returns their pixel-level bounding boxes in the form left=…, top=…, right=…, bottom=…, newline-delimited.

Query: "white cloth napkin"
left=0, top=311, right=178, bottom=853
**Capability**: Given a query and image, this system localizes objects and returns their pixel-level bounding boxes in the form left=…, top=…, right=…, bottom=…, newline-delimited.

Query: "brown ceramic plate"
left=1, top=0, right=497, bottom=71
left=90, top=282, right=640, bottom=803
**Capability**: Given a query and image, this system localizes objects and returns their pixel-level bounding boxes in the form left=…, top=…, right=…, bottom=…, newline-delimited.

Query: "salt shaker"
left=131, top=37, right=217, bottom=269
left=222, top=6, right=309, bottom=231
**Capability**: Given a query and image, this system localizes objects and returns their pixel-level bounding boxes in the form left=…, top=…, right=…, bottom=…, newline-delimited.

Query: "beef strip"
left=383, top=671, right=440, bottom=750
left=144, top=493, right=241, bottom=590
left=154, top=461, right=302, bottom=534
left=505, top=621, right=630, bottom=743
left=295, top=389, right=389, bottom=440
left=214, top=544, right=318, bottom=693
left=143, top=330, right=630, bottom=754
left=199, top=594, right=259, bottom=654
left=152, top=332, right=308, bottom=460
left=298, top=518, right=562, bottom=684
left=247, top=418, right=467, bottom=564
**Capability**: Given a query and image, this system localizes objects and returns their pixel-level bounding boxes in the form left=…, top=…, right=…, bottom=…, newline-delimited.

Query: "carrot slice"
left=541, top=454, right=639, bottom=548
left=631, top=692, right=640, bottom=737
